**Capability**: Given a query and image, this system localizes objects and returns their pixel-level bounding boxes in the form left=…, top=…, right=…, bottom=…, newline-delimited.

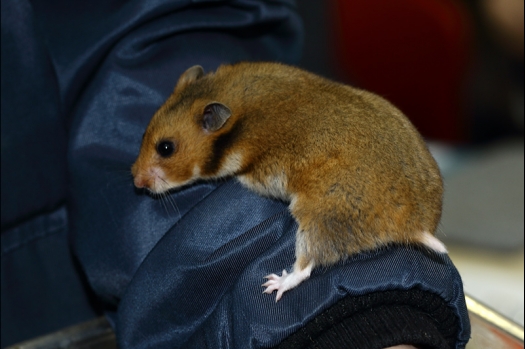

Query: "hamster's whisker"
left=164, top=192, right=181, bottom=219
left=159, top=191, right=168, bottom=210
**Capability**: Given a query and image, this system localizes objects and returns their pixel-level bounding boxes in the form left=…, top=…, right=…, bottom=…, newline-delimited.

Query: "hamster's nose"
left=133, top=174, right=149, bottom=189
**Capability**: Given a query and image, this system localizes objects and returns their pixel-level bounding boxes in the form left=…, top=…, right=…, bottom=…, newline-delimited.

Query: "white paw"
left=262, top=263, right=313, bottom=302
left=262, top=270, right=289, bottom=302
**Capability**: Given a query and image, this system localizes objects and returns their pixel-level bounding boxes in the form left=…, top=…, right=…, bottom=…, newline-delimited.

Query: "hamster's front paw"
left=262, top=270, right=289, bottom=302
left=262, top=266, right=312, bottom=302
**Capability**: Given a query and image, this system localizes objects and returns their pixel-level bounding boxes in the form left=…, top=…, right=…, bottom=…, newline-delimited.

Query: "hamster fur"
left=131, top=62, right=447, bottom=301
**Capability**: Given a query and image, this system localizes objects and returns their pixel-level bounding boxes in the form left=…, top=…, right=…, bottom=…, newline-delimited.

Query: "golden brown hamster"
left=131, top=62, right=446, bottom=301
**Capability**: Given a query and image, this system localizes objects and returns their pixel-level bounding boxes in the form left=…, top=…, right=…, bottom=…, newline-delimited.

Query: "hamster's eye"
left=156, top=140, right=175, bottom=158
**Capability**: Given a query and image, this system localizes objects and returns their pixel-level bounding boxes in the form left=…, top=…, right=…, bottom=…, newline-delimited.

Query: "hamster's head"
left=131, top=65, right=234, bottom=194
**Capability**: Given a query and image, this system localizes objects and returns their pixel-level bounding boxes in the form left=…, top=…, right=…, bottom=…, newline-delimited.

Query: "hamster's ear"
left=175, top=65, right=204, bottom=92
left=201, top=103, right=231, bottom=132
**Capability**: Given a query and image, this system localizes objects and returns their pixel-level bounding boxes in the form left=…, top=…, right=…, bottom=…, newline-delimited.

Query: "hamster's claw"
left=262, top=270, right=288, bottom=302
left=262, top=262, right=314, bottom=302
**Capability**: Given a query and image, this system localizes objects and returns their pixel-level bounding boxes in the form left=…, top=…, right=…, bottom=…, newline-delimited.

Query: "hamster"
left=131, top=62, right=447, bottom=302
